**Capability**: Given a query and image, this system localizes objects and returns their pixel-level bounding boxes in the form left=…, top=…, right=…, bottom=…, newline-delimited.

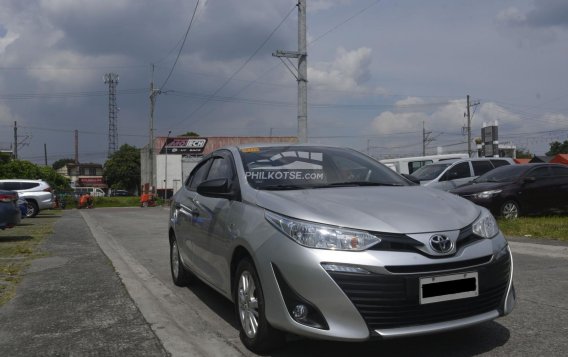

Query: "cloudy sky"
left=1, top=0, right=567, bottom=164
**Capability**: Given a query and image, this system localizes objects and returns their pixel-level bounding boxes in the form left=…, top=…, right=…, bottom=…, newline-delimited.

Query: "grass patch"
left=0, top=211, right=58, bottom=305
left=61, top=196, right=165, bottom=208
left=498, top=215, right=568, bottom=241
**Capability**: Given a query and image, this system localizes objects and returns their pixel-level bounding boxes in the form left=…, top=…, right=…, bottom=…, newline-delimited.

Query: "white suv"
left=0, top=179, right=53, bottom=217
left=410, top=158, right=515, bottom=191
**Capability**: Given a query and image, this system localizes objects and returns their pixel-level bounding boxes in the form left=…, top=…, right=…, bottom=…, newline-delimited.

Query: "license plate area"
left=419, top=272, right=478, bottom=305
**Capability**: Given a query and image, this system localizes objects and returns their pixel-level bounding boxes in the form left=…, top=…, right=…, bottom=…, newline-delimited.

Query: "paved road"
left=82, top=207, right=568, bottom=356
left=4, top=207, right=565, bottom=356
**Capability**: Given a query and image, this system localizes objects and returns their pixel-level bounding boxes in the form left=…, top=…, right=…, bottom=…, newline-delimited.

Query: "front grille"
left=384, top=255, right=492, bottom=274
left=369, top=225, right=484, bottom=258
left=327, top=253, right=510, bottom=331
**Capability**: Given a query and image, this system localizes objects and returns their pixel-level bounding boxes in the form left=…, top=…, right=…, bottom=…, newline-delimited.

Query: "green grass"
left=498, top=216, right=568, bottom=241
left=0, top=211, right=57, bottom=305
left=61, top=196, right=166, bottom=208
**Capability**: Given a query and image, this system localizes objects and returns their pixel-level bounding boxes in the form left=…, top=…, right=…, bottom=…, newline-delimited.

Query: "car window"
left=472, top=161, right=494, bottom=176
left=490, top=159, right=510, bottom=168
left=239, top=146, right=407, bottom=189
left=207, top=157, right=233, bottom=181
left=0, top=182, right=20, bottom=190
left=21, top=182, right=40, bottom=190
left=188, top=160, right=211, bottom=190
left=529, top=166, right=551, bottom=178
left=408, top=160, right=433, bottom=174
left=550, top=166, right=568, bottom=176
left=445, top=162, right=470, bottom=180
left=411, top=162, right=452, bottom=181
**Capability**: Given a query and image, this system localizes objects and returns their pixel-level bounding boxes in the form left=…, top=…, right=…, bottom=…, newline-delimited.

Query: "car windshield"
left=239, top=146, right=409, bottom=190
left=411, top=162, right=453, bottom=181
left=474, top=165, right=529, bottom=183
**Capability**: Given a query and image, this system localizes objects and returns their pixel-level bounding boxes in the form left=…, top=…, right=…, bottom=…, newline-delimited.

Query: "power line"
left=0, top=88, right=146, bottom=101
left=159, top=0, right=201, bottom=90
left=170, top=5, right=297, bottom=129
left=309, top=0, right=382, bottom=46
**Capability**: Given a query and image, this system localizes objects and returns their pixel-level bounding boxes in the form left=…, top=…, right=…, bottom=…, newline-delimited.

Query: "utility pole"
left=13, top=121, right=17, bottom=160
left=148, top=64, right=159, bottom=193
left=463, top=95, right=480, bottom=157
left=422, top=121, right=433, bottom=156
left=164, top=130, right=171, bottom=200
left=273, top=0, right=307, bottom=143
left=74, top=130, right=79, bottom=164
left=44, top=144, right=47, bottom=166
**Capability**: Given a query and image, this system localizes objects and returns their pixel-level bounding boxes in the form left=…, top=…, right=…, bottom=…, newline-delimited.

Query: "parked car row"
left=405, top=158, right=568, bottom=219
left=0, top=179, right=54, bottom=218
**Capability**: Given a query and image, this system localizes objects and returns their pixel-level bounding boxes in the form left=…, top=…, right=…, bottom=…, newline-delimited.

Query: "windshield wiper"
left=260, top=184, right=307, bottom=190
left=316, top=181, right=404, bottom=188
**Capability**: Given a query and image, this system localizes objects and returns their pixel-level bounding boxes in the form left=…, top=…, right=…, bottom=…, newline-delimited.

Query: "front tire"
left=500, top=200, right=520, bottom=219
left=25, top=200, right=39, bottom=218
left=234, top=258, right=284, bottom=353
left=170, top=237, right=192, bottom=286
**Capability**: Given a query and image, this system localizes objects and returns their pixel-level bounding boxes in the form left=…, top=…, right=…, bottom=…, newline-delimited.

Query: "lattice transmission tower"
left=104, top=73, right=119, bottom=157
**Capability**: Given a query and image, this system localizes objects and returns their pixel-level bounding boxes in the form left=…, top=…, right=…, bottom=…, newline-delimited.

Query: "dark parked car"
left=0, top=190, right=22, bottom=230
left=112, top=190, right=130, bottom=197
left=449, top=163, right=568, bottom=219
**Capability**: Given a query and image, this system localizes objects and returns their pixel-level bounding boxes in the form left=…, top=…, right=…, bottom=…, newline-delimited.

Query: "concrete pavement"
left=0, top=210, right=169, bottom=356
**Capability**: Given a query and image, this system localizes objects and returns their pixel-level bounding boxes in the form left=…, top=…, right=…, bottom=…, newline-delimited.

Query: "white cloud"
left=309, top=47, right=383, bottom=94
left=497, top=7, right=527, bottom=26
left=311, top=0, right=354, bottom=12
left=0, top=30, right=19, bottom=54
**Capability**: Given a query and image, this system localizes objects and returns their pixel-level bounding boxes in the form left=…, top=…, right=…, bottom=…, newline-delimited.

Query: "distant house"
left=550, top=154, right=568, bottom=165
left=56, top=163, right=107, bottom=189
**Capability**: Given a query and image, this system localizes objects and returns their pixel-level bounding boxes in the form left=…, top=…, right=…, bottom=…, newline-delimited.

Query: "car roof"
left=0, top=179, right=46, bottom=182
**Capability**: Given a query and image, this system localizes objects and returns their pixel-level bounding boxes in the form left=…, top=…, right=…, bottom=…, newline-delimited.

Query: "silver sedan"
left=168, top=144, right=515, bottom=353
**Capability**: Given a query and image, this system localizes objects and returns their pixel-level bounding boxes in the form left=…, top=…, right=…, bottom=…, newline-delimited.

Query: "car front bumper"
left=253, top=229, right=515, bottom=341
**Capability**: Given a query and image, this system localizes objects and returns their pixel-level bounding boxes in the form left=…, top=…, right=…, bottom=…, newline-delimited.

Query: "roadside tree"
left=104, top=144, right=140, bottom=194
left=0, top=159, right=70, bottom=191
left=546, top=140, right=568, bottom=156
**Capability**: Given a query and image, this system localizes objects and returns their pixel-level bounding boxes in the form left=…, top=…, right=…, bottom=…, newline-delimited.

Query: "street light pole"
left=164, top=130, right=171, bottom=200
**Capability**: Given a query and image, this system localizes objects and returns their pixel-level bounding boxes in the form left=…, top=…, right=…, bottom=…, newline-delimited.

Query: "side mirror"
left=523, top=176, right=536, bottom=184
left=402, top=174, right=420, bottom=185
left=197, top=179, right=235, bottom=199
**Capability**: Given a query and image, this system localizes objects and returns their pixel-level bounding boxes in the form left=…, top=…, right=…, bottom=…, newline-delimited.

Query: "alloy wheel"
left=238, top=270, right=259, bottom=339
left=502, top=201, right=519, bottom=219
left=171, top=241, right=180, bottom=279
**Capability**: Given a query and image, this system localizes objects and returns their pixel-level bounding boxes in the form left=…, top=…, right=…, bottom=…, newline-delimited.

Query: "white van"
left=73, top=187, right=106, bottom=197
left=380, top=154, right=469, bottom=175
left=410, top=157, right=515, bottom=191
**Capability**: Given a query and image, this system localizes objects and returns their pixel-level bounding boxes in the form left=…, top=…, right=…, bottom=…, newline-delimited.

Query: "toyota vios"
left=168, top=145, right=515, bottom=353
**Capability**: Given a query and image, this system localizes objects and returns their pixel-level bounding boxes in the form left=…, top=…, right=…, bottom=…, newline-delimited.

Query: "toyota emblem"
left=429, top=234, right=454, bottom=254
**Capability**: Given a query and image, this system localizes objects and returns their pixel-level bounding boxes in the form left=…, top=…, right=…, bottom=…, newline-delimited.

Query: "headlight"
left=472, top=189, right=502, bottom=199
left=472, top=209, right=500, bottom=239
left=265, top=211, right=381, bottom=251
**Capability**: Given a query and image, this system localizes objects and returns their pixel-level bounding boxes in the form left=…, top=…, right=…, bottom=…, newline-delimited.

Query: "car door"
left=173, top=158, right=212, bottom=273
left=549, top=165, right=568, bottom=212
left=437, top=162, right=471, bottom=190
left=518, top=166, right=553, bottom=214
left=191, top=151, right=241, bottom=293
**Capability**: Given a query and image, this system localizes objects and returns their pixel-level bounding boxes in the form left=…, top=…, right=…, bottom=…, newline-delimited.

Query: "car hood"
left=254, top=186, right=479, bottom=234
left=450, top=182, right=509, bottom=195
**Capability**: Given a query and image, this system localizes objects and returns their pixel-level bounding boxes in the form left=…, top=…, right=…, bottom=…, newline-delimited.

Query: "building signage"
left=481, top=124, right=499, bottom=157
left=160, top=137, right=208, bottom=155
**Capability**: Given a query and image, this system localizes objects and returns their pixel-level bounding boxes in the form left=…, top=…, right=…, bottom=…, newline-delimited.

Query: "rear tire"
left=500, top=200, right=520, bottom=219
left=170, top=237, right=192, bottom=286
left=25, top=200, right=39, bottom=218
left=234, top=258, right=284, bottom=353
